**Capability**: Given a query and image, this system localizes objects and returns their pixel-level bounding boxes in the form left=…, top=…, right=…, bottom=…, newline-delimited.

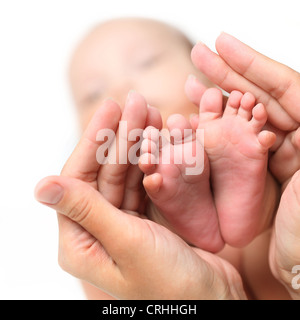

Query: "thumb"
left=34, top=175, right=131, bottom=259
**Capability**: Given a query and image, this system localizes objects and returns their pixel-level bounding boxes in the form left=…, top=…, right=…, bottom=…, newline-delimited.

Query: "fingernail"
left=127, top=89, right=136, bottom=102
left=188, top=74, right=197, bottom=81
left=196, top=40, right=205, bottom=46
left=189, top=113, right=198, bottom=120
left=35, top=180, right=64, bottom=205
left=219, top=31, right=228, bottom=36
left=104, top=97, right=114, bottom=102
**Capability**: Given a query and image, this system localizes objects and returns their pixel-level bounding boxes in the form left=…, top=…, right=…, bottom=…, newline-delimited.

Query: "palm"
left=269, top=171, right=300, bottom=299
left=54, top=92, right=246, bottom=299
left=64, top=201, right=243, bottom=299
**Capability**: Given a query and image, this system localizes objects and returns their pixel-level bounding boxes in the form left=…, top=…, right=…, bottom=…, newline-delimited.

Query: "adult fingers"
left=269, top=170, right=300, bottom=299
left=120, top=164, right=145, bottom=212
left=61, top=99, right=122, bottom=185
left=216, top=33, right=300, bottom=124
left=191, top=41, right=298, bottom=131
left=184, top=74, right=228, bottom=110
left=184, top=74, right=208, bottom=106
left=121, top=105, right=162, bottom=212
left=97, top=91, right=148, bottom=207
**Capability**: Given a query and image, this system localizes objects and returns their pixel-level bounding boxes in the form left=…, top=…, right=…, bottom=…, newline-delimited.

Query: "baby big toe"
left=199, top=88, right=223, bottom=122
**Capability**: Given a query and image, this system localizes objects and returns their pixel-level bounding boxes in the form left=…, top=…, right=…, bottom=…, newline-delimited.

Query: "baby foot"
left=139, top=114, right=224, bottom=252
left=198, top=88, right=276, bottom=247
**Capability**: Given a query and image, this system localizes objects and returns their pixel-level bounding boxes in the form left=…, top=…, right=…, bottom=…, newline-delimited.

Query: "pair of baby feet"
left=139, top=88, right=276, bottom=252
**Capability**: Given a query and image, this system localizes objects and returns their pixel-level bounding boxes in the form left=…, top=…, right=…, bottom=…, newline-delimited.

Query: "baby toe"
left=250, top=103, right=268, bottom=131
left=167, top=114, right=193, bottom=144
left=223, top=90, right=243, bottom=117
left=238, top=92, right=256, bottom=120
left=199, top=88, right=223, bottom=122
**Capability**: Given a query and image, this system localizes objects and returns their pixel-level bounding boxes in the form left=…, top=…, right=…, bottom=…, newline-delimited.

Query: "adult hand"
left=35, top=92, right=246, bottom=300
left=269, top=170, right=300, bottom=300
left=187, top=33, right=300, bottom=299
left=61, top=91, right=161, bottom=213
left=186, top=32, right=300, bottom=185
left=189, top=32, right=300, bottom=131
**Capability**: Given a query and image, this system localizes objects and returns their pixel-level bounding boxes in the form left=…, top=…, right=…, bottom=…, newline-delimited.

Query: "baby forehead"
left=70, top=18, right=192, bottom=75
left=85, top=18, right=186, bottom=48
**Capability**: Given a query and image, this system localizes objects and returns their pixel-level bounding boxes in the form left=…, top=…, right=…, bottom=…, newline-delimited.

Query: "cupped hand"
left=269, top=170, right=300, bottom=300
left=190, top=32, right=300, bottom=131
left=186, top=33, right=300, bottom=299
left=35, top=92, right=246, bottom=300
left=186, top=32, right=300, bottom=185
left=61, top=91, right=161, bottom=213
left=35, top=174, right=245, bottom=299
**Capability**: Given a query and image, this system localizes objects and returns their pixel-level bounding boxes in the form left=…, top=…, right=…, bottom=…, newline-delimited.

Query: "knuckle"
left=102, top=168, right=127, bottom=187
left=66, top=195, right=93, bottom=225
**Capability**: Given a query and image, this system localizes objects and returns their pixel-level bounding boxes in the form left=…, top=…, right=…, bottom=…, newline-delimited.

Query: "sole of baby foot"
left=198, top=89, right=276, bottom=247
left=139, top=115, right=224, bottom=252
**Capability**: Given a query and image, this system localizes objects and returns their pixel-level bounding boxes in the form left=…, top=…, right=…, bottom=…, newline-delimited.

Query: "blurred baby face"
left=69, top=18, right=212, bottom=129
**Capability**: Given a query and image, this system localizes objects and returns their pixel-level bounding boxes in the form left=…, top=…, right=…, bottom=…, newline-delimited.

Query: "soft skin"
left=69, top=17, right=214, bottom=129
left=35, top=18, right=300, bottom=299
left=188, top=32, right=300, bottom=299
left=35, top=94, right=246, bottom=300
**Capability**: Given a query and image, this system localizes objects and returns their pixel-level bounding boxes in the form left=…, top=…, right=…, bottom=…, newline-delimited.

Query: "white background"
left=0, top=0, right=299, bottom=299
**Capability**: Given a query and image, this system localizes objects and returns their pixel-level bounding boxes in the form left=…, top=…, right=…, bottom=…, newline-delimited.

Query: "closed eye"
left=137, top=53, right=163, bottom=69
left=80, top=90, right=103, bottom=107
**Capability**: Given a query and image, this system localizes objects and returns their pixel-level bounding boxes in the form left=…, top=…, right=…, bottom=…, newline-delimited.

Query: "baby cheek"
left=135, top=67, right=185, bottom=102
